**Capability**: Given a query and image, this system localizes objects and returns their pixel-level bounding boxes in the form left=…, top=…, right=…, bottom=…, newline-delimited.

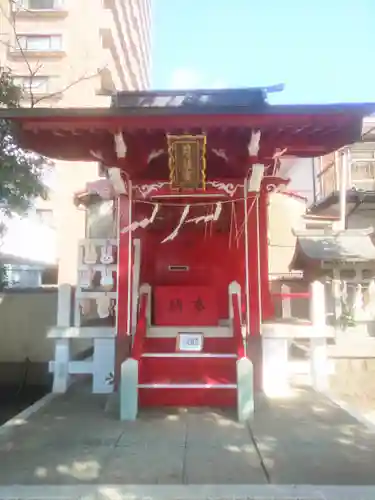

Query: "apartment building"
left=0, top=0, right=152, bottom=285
left=309, top=117, right=375, bottom=229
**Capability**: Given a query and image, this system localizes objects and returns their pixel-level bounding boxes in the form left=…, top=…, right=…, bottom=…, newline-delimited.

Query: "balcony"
left=315, top=144, right=375, bottom=202
left=310, top=143, right=375, bottom=225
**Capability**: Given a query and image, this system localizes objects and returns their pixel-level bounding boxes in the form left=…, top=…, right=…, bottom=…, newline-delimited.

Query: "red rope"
left=271, top=292, right=310, bottom=299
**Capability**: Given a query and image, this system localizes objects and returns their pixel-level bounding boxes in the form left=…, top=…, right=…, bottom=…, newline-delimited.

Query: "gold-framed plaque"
left=167, top=134, right=207, bottom=190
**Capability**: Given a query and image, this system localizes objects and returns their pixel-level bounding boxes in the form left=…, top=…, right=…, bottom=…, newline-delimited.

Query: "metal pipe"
left=312, top=157, right=317, bottom=204
left=256, top=196, right=262, bottom=328
left=339, top=149, right=348, bottom=230
left=243, top=179, right=251, bottom=338
left=127, top=180, right=133, bottom=336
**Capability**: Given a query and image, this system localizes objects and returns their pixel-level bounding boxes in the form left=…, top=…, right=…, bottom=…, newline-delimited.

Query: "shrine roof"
left=2, top=100, right=374, bottom=120
left=291, top=228, right=375, bottom=269
left=2, top=87, right=374, bottom=164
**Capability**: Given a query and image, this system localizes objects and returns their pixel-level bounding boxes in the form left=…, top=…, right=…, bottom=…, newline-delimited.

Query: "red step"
left=138, top=385, right=237, bottom=407
left=139, top=354, right=236, bottom=384
left=142, top=337, right=235, bottom=354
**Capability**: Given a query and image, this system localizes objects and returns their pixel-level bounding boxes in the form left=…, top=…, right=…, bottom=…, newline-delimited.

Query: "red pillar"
left=115, top=193, right=133, bottom=385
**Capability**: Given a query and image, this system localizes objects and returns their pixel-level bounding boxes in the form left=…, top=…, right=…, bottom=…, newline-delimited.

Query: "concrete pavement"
left=1, top=381, right=375, bottom=497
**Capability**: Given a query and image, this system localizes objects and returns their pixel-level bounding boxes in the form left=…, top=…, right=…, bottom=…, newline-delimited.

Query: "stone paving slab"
left=2, top=383, right=375, bottom=488
left=250, top=387, right=375, bottom=485
left=1, top=484, right=375, bottom=500
left=0, top=384, right=265, bottom=485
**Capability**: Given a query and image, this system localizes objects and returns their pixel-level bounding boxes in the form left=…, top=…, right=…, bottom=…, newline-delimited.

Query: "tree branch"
left=3, top=0, right=107, bottom=107
left=1, top=1, right=44, bottom=105
left=33, top=66, right=107, bottom=106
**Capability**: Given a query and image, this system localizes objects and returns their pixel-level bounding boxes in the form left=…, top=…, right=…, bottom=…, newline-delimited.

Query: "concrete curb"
left=0, top=391, right=58, bottom=435
left=0, top=484, right=375, bottom=500
left=322, top=390, right=375, bottom=433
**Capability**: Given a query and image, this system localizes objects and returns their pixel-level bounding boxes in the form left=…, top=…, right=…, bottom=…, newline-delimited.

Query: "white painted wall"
left=268, top=193, right=306, bottom=276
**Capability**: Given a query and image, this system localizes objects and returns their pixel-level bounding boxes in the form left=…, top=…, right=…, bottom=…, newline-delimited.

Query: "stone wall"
left=329, top=358, right=375, bottom=411
left=0, top=288, right=88, bottom=386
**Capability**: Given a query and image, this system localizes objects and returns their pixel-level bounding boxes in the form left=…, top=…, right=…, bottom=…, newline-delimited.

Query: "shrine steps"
left=138, top=384, right=237, bottom=407
left=142, top=336, right=235, bottom=354
left=138, top=340, right=238, bottom=407
left=140, top=353, right=236, bottom=383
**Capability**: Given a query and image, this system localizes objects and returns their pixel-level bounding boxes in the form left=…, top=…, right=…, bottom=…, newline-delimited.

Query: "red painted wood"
left=19, top=110, right=364, bottom=133
left=143, top=337, right=236, bottom=354
left=131, top=294, right=148, bottom=359
left=139, top=230, right=245, bottom=323
left=154, top=286, right=219, bottom=326
left=139, top=387, right=237, bottom=407
left=139, top=357, right=236, bottom=384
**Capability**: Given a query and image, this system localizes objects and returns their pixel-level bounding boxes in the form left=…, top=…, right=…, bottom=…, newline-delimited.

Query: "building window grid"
left=16, top=34, right=63, bottom=52
left=13, top=75, right=51, bottom=94
left=17, top=0, right=64, bottom=10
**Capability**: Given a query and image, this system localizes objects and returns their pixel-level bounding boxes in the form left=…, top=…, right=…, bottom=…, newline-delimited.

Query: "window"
left=6, top=266, right=41, bottom=288
left=41, top=266, right=58, bottom=285
left=17, top=0, right=63, bottom=9
left=13, top=76, right=50, bottom=94
left=17, top=34, right=63, bottom=52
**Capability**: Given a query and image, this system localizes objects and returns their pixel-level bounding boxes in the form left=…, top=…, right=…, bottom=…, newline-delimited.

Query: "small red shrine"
left=3, top=87, right=373, bottom=414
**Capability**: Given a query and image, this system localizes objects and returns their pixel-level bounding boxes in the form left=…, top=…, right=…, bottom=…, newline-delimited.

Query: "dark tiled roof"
left=294, top=229, right=375, bottom=263
left=111, top=86, right=281, bottom=110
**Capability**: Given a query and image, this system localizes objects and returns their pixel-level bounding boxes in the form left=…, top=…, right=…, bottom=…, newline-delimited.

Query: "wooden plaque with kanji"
left=167, top=134, right=206, bottom=190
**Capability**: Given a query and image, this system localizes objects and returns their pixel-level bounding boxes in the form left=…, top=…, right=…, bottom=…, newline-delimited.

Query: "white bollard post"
left=309, top=280, right=329, bottom=391
left=281, top=283, right=291, bottom=319
left=309, top=280, right=326, bottom=330
left=93, top=338, right=115, bottom=394
left=53, top=284, right=72, bottom=393
left=310, top=338, right=329, bottom=391
left=262, top=335, right=290, bottom=398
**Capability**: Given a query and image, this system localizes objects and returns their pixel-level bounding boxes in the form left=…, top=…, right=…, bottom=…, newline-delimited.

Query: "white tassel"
left=121, top=204, right=159, bottom=233
left=212, top=149, right=228, bottom=162
left=187, top=202, right=222, bottom=225
left=89, top=150, right=104, bottom=161
left=147, top=149, right=165, bottom=163
left=248, top=130, right=261, bottom=156
left=114, top=131, right=127, bottom=158
left=248, top=163, right=265, bottom=192
left=108, top=167, right=127, bottom=195
left=161, top=205, right=190, bottom=243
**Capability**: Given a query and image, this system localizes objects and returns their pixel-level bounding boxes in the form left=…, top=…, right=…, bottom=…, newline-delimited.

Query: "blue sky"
left=151, top=0, right=375, bottom=104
